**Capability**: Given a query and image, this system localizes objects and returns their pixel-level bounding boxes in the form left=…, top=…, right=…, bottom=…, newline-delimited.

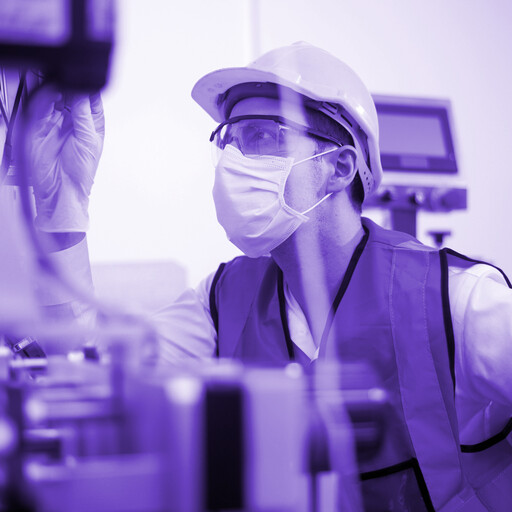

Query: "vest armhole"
left=442, top=248, right=512, bottom=453
left=441, top=247, right=512, bottom=390
left=444, top=247, right=512, bottom=288
left=461, top=417, right=512, bottom=453
left=209, top=262, right=226, bottom=358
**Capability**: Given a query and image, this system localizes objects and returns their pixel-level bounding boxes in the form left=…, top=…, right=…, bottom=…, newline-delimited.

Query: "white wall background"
left=90, top=0, right=512, bottom=288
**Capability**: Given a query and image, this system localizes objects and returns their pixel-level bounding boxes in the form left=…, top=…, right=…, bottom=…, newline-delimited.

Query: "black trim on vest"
left=443, top=248, right=512, bottom=287
left=439, top=250, right=456, bottom=390
left=276, top=227, right=370, bottom=362
left=360, top=457, right=435, bottom=512
left=320, top=227, right=370, bottom=349
left=461, top=417, right=512, bottom=453
left=440, top=248, right=512, bottom=453
left=277, top=268, right=295, bottom=361
left=209, top=262, right=226, bottom=358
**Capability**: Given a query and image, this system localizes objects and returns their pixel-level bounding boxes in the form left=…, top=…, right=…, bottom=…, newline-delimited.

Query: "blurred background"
left=90, top=0, right=512, bottom=290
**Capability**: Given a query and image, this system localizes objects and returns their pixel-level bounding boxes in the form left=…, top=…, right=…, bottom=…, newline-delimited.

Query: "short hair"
left=303, top=108, right=364, bottom=212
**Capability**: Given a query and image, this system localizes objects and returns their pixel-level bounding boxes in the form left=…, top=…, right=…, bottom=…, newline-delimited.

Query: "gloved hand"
left=26, top=89, right=105, bottom=232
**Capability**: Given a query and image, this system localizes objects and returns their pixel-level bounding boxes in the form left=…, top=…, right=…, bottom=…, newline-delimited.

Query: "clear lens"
left=213, top=118, right=309, bottom=158
left=211, top=116, right=342, bottom=166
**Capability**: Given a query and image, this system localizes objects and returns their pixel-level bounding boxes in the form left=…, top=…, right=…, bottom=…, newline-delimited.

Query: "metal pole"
left=245, top=0, right=261, bottom=61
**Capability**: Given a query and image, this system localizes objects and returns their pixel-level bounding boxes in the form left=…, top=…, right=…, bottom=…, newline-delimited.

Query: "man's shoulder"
left=446, top=251, right=511, bottom=292
left=362, top=217, right=435, bottom=252
left=222, top=254, right=273, bottom=272
left=215, top=255, right=275, bottom=287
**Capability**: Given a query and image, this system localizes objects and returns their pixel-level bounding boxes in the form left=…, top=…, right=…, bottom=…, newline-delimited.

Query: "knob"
left=408, top=190, right=426, bottom=206
left=428, top=230, right=452, bottom=248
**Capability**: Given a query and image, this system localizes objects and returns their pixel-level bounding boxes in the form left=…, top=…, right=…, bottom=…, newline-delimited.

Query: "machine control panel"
left=365, top=94, right=467, bottom=237
left=366, top=184, right=467, bottom=212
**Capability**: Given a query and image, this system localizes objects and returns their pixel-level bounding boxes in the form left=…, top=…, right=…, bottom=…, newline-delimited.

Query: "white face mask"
left=213, top=144, right=336, bottom=258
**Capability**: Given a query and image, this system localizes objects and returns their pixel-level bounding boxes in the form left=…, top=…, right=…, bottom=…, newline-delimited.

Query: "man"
left=26, top=42, right=512, bottom=510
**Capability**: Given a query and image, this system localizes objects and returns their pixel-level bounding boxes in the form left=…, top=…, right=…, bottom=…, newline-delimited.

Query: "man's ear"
left=326, top=146, right=358, bottom=193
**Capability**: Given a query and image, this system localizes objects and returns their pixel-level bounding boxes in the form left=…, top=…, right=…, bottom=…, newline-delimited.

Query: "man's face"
left=228, top=97, right=336, bottom=214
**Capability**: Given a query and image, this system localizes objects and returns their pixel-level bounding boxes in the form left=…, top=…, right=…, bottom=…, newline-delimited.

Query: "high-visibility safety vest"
left=209, top=218, right=512, bottom=511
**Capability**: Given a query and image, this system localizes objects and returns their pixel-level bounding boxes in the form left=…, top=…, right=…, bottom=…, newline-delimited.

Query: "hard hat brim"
left=192, top=67, right=332, bottom=123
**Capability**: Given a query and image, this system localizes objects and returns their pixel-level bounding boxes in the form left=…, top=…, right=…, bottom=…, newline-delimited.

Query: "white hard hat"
left=192, top=41, right=382, bottom=199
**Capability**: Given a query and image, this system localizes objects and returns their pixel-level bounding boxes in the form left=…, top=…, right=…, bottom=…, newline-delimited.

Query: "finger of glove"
left=89, top=92, right=105, bottom=138
left=68, top=94, right=99, bottom=146
left=25, top=108, right=65, bottom=182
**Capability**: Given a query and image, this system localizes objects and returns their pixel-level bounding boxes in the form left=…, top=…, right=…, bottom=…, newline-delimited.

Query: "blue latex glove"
left=27, top=89, right=104, bottom=232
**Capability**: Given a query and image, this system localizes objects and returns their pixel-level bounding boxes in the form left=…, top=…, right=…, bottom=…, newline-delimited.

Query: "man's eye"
left=244, top=129, right=275, bottom=150
left=246, top=127, right=273, bottom=140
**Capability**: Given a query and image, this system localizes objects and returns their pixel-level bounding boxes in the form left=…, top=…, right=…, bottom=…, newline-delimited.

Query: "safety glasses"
left=210, top=115, right=342, bottom=159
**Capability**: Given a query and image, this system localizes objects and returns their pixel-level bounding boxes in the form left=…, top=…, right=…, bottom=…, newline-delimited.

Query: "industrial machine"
left=0, top=0, right=114, bottom=91
left=0, top=347, right=387, bottom=512
left=365, top=94, right=467, bottom=241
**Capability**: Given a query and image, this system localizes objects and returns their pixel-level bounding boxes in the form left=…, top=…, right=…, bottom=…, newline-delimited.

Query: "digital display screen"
left=378, top=113, right=447, bottom=157
left=374, top=100, right=457, bottom=174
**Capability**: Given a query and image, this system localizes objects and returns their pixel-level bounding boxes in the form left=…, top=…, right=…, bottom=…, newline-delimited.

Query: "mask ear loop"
left=301, top=191, right=333, bottom=215
left=292, top=146, right=339, bottom=167
left=291, top=146, right=341, bottom=215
